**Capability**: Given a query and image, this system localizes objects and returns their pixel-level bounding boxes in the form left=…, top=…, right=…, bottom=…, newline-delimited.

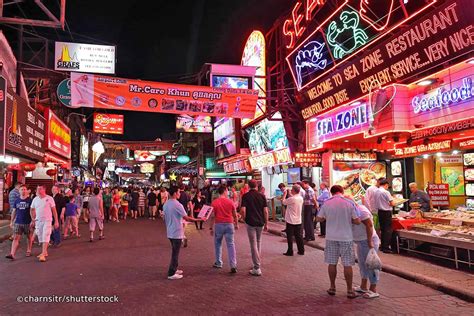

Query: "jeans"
left=246, top=225, right=263, bottom=270
left=104, top=205, right=110, bottom=221
left=303, top=205, right=315, bottom=240
left=285, top=223, right=304, bottom=254
left=355, top=240, right=380, bottom=285
left=168, top=238, right=182, bottom=276
left=214, top=223, right=237, bottom=268
left=378, top=210, right=393, bottom=251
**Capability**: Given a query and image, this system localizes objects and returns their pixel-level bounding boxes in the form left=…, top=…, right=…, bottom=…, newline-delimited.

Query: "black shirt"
left=178, top=191, right=190, bottom=213
left=130, top=192, right=140, bottom=207
left=192, top=196, right=205, bottom=213
left=241, top=189, right=267, bottom=227
left=53, top=193, right=66, bottom=225
left=147, top=192, right=157, bottom=206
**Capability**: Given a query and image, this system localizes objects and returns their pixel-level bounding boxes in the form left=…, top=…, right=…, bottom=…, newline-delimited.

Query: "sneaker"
left=167, top=274, right=183, bottom=280
left=176, top=270, right=183, bottom=275
left=230, top=268, right=237, bottom=274
left=213, top=263, right=223, bottom=269
left=5, top=254, right=14, bottom=260
left=249, top=268, right=262, bottom=276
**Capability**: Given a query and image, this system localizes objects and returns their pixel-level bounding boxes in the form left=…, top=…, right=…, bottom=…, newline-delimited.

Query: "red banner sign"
left=459, top=138, right=474, bottom=150
left=70, top=73, right=259, bottom=119
left=223, top=159, right=252, bottom=174
left=427, top=183, right=450, bottom=207
left=46, top=109, right=71, bottom=159
left=249, top=148, right=292, bottom=169
left=394, top=140, right=452, bottom=158
left=93, top=113, right=124, bottom=134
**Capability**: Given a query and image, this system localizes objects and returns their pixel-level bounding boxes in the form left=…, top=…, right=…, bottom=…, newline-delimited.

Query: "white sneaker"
left=176, top=270, right=183, bottom=275
left=249, top=268, right=262, bottom=276
left=168, top=274, right=183, bottom=280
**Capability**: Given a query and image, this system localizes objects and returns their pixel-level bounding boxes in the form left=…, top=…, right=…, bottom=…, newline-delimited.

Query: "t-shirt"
left=241, top=190, right=267, bottom=227
left=65, top=202, right=78, bottom=217
left=352, top=205, right=380, bottom=245
left=283, top=195, right=304, bottom=225
left=13, top=197, right=32, bottom=225
left=303, top=187, right=316, bottom=206
left=130, top=192, right=140, bottom=207
left=138, top=191, right=146, bottom=207
left=163, top=199, right=187, bottom=239
left=177, top=191, right=190, bottom=213
left=53, top=193, right=66, bottom=216
left=102, top=193, right=112, bottom=207
left=375, top=187, right=393, bottom=211
left=192, top=196, right=205, bottom=212
left=147, top=192, right=157, bottom=206
left=211, top=197, right=235, bottom=224
left=9, top=188, right=20, bottom=211
left=318, top=195, right=359, bottom=242
left=113, top=193, right=121, bottom=204
left=88, top=195, right=102, bottom=218
left=409, top=190, right=431, bottom=212
left=31, top=195, right=56, bottom=222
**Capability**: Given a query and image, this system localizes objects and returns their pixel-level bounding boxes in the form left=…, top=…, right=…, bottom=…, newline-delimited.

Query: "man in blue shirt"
left=163, top=186, right=203, bottom=280
left=8, top=182, right=21, bottom=215
left=6, top=185, right=33, bottom=260
left=317, top=182, right=331, bottom=237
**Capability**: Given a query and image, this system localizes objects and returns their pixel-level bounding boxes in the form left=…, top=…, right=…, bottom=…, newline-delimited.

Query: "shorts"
left=89, top=217, right=104, bottom=232
left=324, top=240, right=355, bottom=266
left=355, top=240, right=380, bottom=284
left=13, top=223, right=31, bottom=235
left=130, top=204, right=138, bottom=211
left=35, top=221, right=52, bottom=243
left=65, top=216, right=78, bottom=232
left=121, top=205, right=129, bottom=214
left=83, top=201, right=89, bottom=209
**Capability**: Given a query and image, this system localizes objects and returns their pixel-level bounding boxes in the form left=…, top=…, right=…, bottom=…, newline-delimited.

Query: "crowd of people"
left=5, top=175, right=422, bottom=300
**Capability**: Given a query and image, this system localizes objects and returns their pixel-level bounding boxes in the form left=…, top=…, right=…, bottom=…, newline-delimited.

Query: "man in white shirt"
left=30, top=185, right=59, bottom=262
left=282, top=185, right=304, bottom=256
left=374, top=179, right=396, bottom=253
left=316, top=185, right=361, bottom=299
left=362, top=178, right=382, bottom=213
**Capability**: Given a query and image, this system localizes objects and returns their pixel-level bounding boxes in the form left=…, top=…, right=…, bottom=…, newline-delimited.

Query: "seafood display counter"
left=396, top=210, right=474, bottom=269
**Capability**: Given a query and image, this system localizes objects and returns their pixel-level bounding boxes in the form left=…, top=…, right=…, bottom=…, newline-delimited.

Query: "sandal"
left=327, top=288, right=336, bottom=296
left=363, top=291, right=380, bottom=299
left=25, top=252, right=31, bottom=257
left=347, top=291, right=358, bottom=299
left=354, top=286, right=369, bottom=293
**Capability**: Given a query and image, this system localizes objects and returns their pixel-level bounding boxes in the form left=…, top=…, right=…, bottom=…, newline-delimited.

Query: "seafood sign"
left=70, top=73, right=259, bottom=119
left=295, top=41, right=328, bottom=90
left=326, top=10, right=368, bottom=59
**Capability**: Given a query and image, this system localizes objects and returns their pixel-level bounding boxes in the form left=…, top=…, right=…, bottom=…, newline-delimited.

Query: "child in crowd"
left=64, top=196, right=80, bottom=238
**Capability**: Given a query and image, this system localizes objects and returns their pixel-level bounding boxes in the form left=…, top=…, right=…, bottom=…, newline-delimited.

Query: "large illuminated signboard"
left=241, top=30, right=266, bottom=126
left=214, top=118, right=240, bottom=160
left=306, top=102, right=371, bottom=149
left=286, top=0, right=437, bottom=91
left=299, top=0, right=474, bottom=119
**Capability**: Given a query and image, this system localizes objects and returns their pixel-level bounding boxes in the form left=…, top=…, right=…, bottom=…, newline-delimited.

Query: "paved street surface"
left=0, top=219, right=473, bottom=315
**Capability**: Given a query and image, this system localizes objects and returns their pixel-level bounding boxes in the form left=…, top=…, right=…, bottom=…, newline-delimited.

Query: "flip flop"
left=347, top=291, right=358, bottom=299
left=363, top=291, right=380, bottom=299
left=354, top=286, right=369, bottom=293
left=25, top=252, right=31, bottom=257
left=327, top=288, right=336, bottom=296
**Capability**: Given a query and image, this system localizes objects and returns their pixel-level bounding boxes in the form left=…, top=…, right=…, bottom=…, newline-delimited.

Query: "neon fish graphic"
left=295, top=41, right=328, bottom=89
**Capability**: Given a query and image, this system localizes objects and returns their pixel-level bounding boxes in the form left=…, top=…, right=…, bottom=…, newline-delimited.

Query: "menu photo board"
left=3, top=89, right=46, bottom=161
left=300, top=0, right=474, bottom=119
left=176, top=115, right=212, bottom=133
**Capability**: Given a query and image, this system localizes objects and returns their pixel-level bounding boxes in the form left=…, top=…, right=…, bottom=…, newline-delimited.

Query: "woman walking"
left=191, top=190, right=205, bottom=230
left=82, top=186, right=91, bottom=223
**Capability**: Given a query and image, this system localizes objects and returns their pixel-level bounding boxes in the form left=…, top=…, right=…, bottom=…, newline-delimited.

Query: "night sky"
left=60, top=0, right=292, bottom=140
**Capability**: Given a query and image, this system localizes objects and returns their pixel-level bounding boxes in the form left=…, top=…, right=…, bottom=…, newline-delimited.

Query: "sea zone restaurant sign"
left=55, top=42, right=115, bottom=74
left=307, top=103, right=370, bottom=149
left=299, top=0, right=474, bottom=119
left=394, top=140, right=452, bottom=157
left=93, top=113, right=124, bottom=134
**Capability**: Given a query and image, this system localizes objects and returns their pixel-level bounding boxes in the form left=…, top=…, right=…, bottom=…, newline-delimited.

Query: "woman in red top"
left=111, top=189, right=121, bottom=222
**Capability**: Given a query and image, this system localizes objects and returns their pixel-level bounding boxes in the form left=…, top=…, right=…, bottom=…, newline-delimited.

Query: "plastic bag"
left=366, top=248, right=382, bottom=270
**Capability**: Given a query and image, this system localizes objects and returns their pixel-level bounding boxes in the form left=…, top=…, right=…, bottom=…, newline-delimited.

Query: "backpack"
left=123, top=193, right=132, bottom=202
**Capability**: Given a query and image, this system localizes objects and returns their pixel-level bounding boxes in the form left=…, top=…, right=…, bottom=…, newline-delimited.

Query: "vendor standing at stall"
left=408, top=183, right=432, bottom=212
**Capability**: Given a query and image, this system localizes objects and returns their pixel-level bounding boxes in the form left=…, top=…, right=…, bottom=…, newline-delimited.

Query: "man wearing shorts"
left=30, top=185, right=59, bottom=262
left=316, top=185, right=360, bottom=298
left=6, top=185, right=34, bottom=260
left=88, top=187, right=104, bottom=242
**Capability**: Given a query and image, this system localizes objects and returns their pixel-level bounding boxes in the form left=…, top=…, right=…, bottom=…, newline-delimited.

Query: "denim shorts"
left=355, top=239, right=380, bottom=285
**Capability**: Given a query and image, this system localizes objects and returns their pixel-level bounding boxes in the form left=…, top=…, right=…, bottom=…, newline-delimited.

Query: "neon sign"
left=412, top=77, right=473, bottom=114
left=327, top=10, right=368, bottom=59
left=295, top=40, right=328, bottom=89
left=317, top=104, right=368, bottom=137
left=394, top=140, right=452, bottom=157
left=285, top=0, right=437, bottom=92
